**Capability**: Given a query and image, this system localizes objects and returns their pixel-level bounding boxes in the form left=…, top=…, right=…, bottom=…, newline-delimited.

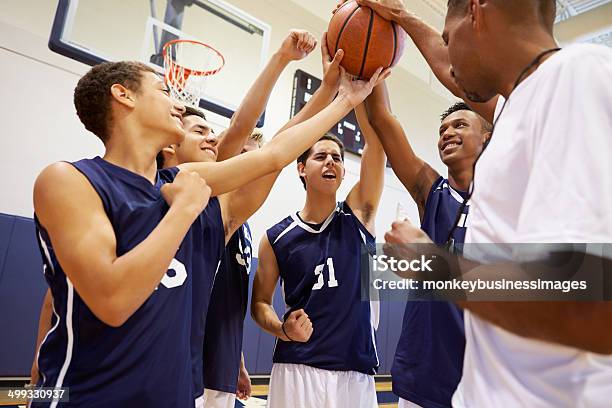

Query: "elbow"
left=91, top=298, right=133, bottom=328
left=98, top=307, right=131, bottom=328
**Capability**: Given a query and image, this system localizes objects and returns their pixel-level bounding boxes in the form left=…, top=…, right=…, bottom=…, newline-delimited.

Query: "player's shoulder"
left=35, top=161, right=91, bottom=196
left=34, top=161, right=103, bottom=223
left=428, top=176, right=447, bottom=194
left=543, top=44, right=612, bottom=78
left=556, top=43, right=612, bottom=63
left=266, top=214, right=295, bottom=243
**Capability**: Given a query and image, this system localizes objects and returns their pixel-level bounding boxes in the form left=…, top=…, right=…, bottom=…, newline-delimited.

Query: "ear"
left=297, top=162, right=306, bottom=178
left=469, top=0, right=485, bottom=29
left=110, top=84, right=135, bottom=109
left=161, top=145, right=176, bottom=163
left=482, top=131, right=492, bottom=144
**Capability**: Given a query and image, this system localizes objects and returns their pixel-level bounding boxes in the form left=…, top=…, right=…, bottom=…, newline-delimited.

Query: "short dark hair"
left=446, top=0, right=468, bottom=14
left=441, top=102, right=492, bottom=132
left=183, top=105, right=207, bottom=120
left=297, top=133, right=345, bottom=189
left=447, top=0, right=555, bottom=30
left=74, top=61, right=156, bottom=143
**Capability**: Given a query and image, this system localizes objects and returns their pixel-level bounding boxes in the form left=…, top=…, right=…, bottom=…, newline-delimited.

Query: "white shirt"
left=454, top=44, right=612, bottom=407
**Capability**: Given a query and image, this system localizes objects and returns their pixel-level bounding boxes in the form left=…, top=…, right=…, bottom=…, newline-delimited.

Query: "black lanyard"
left=444, top=47, right=562, bottom=249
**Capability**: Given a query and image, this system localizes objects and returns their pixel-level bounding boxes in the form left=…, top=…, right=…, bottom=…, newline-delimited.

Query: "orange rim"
left=162, top=39, right=225, bottom=77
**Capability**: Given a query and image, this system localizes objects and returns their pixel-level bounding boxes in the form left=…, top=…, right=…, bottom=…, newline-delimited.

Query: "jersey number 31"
left=312, top=258, right=339, bottom=290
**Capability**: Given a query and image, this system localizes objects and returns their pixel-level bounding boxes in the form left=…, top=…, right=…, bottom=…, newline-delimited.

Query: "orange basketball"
left=327, top=1, right=406, bottom=79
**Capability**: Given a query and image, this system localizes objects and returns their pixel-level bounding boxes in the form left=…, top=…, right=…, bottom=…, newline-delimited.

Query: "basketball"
left=327, top=0, right=406, bottom=79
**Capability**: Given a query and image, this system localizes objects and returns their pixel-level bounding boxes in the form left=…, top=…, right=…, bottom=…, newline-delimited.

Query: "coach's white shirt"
left=453, top=44, right=612, bottom=407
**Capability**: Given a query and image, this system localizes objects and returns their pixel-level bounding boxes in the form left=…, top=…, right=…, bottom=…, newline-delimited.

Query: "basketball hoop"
left=162, top=39, right=225, bottom=107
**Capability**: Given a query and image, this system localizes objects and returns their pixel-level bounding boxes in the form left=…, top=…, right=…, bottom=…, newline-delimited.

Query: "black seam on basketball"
left=389, top=21, right=398, bottom=68
left=358, top=8, right=375, bottom=78
left=335, top=5, right=361, bottom=54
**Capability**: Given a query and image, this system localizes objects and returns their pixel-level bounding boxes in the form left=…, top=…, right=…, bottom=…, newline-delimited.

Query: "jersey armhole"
left=423, top=176, right=445, bottom=217
left=342, top=201, right=376, bottom=243
left=68, top=161, right=113, bottom=220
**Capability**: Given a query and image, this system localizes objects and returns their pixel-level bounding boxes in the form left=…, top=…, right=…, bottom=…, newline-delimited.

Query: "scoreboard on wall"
left=291, top=69, right=365, bottom=156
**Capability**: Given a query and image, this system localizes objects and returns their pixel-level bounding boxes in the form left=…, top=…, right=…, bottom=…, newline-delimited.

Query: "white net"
left=163, top=40, right=224, bottom=107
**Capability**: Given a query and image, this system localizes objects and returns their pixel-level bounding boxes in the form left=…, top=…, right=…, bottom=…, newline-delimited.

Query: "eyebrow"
left=439, top=117, right=468, bottom=134
left=192, top=124, right=210, bottom=132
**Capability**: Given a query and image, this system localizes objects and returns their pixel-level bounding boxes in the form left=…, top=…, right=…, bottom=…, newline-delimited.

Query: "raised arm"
left=345, top=102, right=386, bottom=235
left=354, top=0, right=498, bottom=123
left=219, top=36, right=345, bottom=238
left=180, top=67, right=391, bottom=198
left=34, top=164, right=210, bottom=327
left=216, top=30, right=317, bottom=161
left=251, top=234, right=312, bottom=342
left=365, top=81, right=439, bottom=220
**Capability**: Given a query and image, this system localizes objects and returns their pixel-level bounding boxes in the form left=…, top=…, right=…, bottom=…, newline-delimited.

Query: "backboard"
left=49, top=0, right=271, bottom=126
left=292, top=69, right=365, bottom=156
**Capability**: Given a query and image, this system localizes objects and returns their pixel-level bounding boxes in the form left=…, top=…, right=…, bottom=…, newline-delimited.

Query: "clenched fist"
left=278, top=29, right=318, bottom=62
left=282, top=309, right=313, bottom=342
left=161, top=170, right=211, bottom=216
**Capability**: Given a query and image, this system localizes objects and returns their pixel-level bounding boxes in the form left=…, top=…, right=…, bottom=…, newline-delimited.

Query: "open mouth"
left=442, top=140, right=462, bottom=153
left=322, top=170, right=337, bottom=180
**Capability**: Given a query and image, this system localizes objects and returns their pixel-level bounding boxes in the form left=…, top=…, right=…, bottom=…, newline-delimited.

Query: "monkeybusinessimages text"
left=370, top=255, right=588, bottom=294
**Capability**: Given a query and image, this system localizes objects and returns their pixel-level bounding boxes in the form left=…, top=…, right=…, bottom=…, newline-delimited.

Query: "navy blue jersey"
left=190, top=196, right=225, bottom=398
left=32, top=156, right=216, bottom=408
left=268, top=202, right=378, bottom=375
left=202, top=223, right=252, bottom=393
left=391, top=177, right=467, bottom=408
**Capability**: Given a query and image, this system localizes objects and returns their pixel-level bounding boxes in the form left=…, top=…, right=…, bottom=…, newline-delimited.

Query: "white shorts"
left=267, top=363, right=377, bottom=408
left=195, top=388, right=236, bottom=408
left=398, top=398, right=423, bottom=408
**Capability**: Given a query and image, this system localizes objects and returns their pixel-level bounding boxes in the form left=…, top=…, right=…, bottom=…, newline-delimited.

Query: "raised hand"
left=278, top=29, right=318, bottom=62
left=161, top=170, right=211, bottom=216
left=321, top=32, right=344, bottom=90
left=356, top=0, right=408, bottom=22
left=337, top=67, right=392, bottom=108
left=282, top=309, right=313, bottom=342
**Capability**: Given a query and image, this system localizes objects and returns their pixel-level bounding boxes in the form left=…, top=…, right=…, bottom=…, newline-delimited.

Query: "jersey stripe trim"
left=50, top=278, right=75, bottom=408
left=210, top=260, right=222, bottom=292
left=36, top=302, right=61, bottom=387
left=38, top=231, right=55, bottom=275
left=290, top=204, right=339, bottom=234
left=445, top=182, right=466, bottom=204
left=273, top=221, right=298, bottom=245
left=369, top=301, right=380, bottom=368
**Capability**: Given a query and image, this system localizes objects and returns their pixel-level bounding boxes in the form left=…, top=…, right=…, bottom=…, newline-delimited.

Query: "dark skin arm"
left=365, top=81, right=439, bottom=221
left=384, top=220, right=612, bottom=355
left=354, top=0, right=498, bottom=123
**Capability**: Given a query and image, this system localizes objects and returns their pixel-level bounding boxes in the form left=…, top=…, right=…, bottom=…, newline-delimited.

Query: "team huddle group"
left=29, top=0, right=612, bottom=407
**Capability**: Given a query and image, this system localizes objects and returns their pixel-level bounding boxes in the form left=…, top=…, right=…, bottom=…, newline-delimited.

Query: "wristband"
left=281, top=320, right=294, bottom=342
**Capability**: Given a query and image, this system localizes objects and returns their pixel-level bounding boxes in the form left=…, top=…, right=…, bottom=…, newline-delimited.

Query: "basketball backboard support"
left=49, top=0, right=271, bottom=127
